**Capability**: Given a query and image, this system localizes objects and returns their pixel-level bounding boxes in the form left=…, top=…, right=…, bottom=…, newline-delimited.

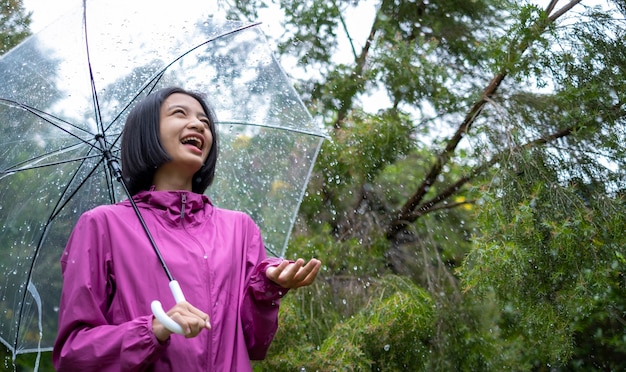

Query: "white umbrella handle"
left=151, top=280, right=186, bottom=335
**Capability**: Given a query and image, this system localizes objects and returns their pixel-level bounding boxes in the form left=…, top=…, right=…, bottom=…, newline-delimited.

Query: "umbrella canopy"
left=0, top=0, right=324, bottom=358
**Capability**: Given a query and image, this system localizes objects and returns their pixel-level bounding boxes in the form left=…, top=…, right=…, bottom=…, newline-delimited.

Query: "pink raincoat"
left=53, top=190, right=287, bottom=371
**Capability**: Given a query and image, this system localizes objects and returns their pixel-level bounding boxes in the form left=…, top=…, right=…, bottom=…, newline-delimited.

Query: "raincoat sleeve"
left=52, top=210, right=167, bottom=371
left=240, top=217, right=290, bottom=360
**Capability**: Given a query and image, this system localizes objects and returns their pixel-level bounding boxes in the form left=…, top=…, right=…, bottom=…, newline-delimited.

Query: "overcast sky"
left=22, top=0, right=610, bottom=114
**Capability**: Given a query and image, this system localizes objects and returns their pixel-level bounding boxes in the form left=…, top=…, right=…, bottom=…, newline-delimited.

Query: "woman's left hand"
left=266, top=258, right=321, bottom=289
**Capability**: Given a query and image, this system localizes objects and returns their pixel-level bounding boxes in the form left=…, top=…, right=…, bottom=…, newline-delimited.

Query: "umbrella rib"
left=1, top=153, right=104, bottom=176
left=1, top=140, right=99, bottom=171
left=0, top=98, right=97, bottom=146
left=50, top=155, right=108, bottom=222
left=82, top=0, right=105, bottom=136
left=218, top=120, right=329, bottom=138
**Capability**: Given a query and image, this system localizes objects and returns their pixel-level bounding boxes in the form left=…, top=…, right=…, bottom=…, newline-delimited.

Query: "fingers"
left=180, top=302, right=212, bottom=328
left=153, top=301, right=211, bottom=341
left=170, top=302, right=211, bottom=336
left=266, top=258, right=322, bottom=289
left=278, top=258, right=305, bottom=280
left=297, top=258, right=322, bottom=287
left=265, top=259, right=291, bottom=279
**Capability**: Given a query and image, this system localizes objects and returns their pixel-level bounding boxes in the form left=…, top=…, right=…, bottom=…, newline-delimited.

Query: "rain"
left=3, top=0, right=626, bottom=371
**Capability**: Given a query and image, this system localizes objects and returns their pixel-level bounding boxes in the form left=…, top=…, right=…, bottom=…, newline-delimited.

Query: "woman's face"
left=158, top=93, right=213, bottom=174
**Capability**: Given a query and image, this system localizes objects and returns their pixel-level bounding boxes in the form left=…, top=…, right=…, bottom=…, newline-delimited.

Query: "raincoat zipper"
left=179, top=191, right=213, bottom=370
left=180, top=193, right=187, bottom=222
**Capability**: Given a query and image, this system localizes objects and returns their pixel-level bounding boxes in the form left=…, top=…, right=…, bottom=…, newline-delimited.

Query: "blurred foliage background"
left=2, top=0, right=626, bottom=370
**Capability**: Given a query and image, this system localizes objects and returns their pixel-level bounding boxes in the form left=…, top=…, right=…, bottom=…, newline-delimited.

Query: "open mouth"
left=181, top=135, right=204, bottom=151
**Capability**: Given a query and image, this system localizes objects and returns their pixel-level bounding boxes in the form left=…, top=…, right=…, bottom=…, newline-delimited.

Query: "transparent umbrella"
left=0, top=0, right=324, bottom=360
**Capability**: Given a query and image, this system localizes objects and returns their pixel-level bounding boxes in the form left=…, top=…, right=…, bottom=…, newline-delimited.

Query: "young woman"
left=52, top=87, right=321, bottom=371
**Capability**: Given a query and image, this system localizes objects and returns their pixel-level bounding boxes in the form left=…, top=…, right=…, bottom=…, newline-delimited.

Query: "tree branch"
left=386, top=2, right=582, bottom=239
left=386, top=99, right=623, bottom=237
left=332, top=0, right=358, bottom=61
left=333, top=2, right=380, bottom=129
left=548, top=0, right=583, bottom=22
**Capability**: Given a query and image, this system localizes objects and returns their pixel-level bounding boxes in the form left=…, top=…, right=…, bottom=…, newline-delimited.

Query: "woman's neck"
left=152, top=164, right=194, bottom=191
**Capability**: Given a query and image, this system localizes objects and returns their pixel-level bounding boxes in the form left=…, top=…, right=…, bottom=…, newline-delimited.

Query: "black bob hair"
left=120, top=87, right=219, bottom=196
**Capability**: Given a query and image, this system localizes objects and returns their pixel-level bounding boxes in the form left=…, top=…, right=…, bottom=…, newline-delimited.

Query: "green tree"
left=226, top=0, right=626, bottom=370
left=463, top=152, right=626, bottom=368
left=0, top=0, right=31, bottom=55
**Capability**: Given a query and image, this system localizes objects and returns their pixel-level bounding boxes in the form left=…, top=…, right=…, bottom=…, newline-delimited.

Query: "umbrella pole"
left=95, top=135, right=185, bottom=334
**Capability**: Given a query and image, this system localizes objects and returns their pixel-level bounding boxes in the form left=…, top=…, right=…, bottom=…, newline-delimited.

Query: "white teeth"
left=181, top=136, right=202, bottom=149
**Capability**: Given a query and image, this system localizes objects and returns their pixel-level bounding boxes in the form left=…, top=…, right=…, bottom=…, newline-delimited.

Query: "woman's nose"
left=187, top=120, right=204, bottom=131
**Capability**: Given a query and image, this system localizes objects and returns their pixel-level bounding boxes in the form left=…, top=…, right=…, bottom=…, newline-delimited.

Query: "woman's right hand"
left=152, top=301, right=211, bottom=342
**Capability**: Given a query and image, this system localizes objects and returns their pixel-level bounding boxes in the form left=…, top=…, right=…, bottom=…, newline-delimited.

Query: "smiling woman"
left=1, top=0, right=328, bottom=365
left=155, top=93, right=214, bottom=192
left=119, top=88, right=219, bottom=196
left=51, top=87, right=321, bottom=371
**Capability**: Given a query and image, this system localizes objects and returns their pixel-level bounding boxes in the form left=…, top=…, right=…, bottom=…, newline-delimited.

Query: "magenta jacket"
left=53, top=190, right=287, bottom=371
